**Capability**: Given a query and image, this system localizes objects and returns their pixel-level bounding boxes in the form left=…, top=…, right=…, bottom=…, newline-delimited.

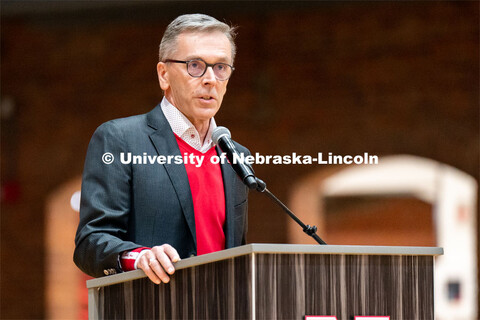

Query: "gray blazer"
left=74, top=104, right=249, bottom=277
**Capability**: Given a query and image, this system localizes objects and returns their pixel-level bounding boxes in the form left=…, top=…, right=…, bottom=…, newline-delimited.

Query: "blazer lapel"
left=146, top=105, right=197, bottom=248
left=219, top=145, right=237, bottom=249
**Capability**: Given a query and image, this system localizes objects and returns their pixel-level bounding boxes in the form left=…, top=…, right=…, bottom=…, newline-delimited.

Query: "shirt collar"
left=160, top=97, right=216, bottom=153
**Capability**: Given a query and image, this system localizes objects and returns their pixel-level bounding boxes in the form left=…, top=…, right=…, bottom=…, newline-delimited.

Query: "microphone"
left=212, top=127, right=327, bottom=245
left=212, top=126, right=257, bottom=189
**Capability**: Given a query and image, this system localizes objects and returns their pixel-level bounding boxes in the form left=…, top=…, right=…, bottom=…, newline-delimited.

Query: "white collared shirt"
left=160, top=97, right=216, bottom=153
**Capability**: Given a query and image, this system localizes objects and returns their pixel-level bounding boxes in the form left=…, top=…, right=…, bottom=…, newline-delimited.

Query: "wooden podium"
left=87, top=244, right=443, bottom=319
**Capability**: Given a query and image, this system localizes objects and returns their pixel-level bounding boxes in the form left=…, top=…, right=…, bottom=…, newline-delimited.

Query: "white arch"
left=321, top=154, right=477, bottom=320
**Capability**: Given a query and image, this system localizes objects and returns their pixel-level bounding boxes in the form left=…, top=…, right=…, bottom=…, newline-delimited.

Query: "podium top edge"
left=86, top=243, right=443, bottom=288
left=241, top=243, right=444, bottom=256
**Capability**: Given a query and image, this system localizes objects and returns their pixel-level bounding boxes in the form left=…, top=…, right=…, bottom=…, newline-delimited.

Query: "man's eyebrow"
left=183, top=55, right=199, bottom=61
left=185, top=56, right=231, bottom=64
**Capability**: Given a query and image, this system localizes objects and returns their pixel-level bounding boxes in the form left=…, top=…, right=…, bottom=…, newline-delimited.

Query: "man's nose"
left=202, top=66, right=217, bottom=84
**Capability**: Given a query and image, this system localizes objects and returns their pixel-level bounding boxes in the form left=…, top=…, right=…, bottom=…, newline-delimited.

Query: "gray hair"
left=159, top=14, right=237, bottom=63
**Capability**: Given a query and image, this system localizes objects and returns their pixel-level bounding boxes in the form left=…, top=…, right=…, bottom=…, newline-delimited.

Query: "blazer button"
left=104, top=269, right=109, bottom=276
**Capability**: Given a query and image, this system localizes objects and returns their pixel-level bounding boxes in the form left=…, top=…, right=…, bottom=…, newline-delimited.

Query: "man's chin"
left=194, top=105, right=220, bottom=119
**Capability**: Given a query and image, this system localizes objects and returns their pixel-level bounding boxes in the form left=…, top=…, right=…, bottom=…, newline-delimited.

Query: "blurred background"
left=1, top=1, right=478, bottom=319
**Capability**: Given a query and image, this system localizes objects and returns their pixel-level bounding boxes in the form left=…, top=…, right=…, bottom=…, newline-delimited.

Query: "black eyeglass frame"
left=164, top=58, right=235, bottom=81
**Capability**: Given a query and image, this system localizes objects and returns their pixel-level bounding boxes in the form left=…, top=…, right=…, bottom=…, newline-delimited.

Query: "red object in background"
left=1, top=180, right=21, bottom=204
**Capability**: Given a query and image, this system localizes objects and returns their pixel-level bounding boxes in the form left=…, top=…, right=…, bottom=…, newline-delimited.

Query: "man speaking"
left=74, top=14, right=250, bottom=285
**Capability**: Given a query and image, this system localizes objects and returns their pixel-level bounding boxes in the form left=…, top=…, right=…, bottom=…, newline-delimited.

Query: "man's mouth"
left=200, top=95, right=215, bottom=101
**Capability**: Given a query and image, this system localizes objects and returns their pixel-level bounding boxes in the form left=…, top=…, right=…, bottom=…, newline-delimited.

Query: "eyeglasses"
left=164, top=58, right=234, bottom=81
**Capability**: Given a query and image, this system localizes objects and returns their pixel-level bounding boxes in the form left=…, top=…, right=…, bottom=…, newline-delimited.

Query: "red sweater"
left=175, top=136, right=226, bottom=255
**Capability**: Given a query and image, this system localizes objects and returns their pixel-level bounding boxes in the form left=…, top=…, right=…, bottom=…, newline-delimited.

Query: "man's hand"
left=137, top=244, right=180, bottom=284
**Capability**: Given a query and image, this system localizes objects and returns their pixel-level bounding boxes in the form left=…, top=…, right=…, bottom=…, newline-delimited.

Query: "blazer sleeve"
left=74, top=121, right=142, bottom=277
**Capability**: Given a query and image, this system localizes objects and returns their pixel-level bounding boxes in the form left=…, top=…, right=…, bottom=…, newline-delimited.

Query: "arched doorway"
left=288, top=155, right=477, bottom=319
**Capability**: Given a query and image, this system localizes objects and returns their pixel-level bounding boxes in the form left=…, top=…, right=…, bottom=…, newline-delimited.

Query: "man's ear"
left=157, top=62, right=169, bottom=91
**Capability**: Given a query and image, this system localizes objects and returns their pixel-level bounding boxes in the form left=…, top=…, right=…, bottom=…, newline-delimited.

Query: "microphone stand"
left=253, top=177, right=327, bottom=245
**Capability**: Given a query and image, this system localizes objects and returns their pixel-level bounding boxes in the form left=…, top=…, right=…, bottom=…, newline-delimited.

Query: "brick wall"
left=1, top=2, right=478, bottom=318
